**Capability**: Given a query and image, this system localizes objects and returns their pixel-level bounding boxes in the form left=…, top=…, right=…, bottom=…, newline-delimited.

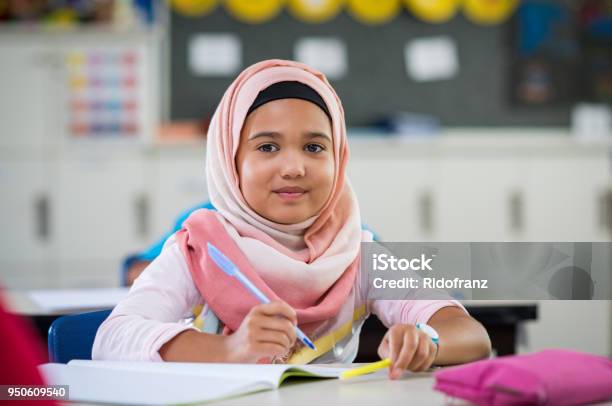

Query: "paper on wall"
left=188, top=33, right=242, bottom=76
left=404, top=36, right=458, bottom=82
left=294, top=37, right=347, bottom=80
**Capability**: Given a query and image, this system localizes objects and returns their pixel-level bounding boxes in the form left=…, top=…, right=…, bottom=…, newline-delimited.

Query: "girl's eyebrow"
left=248, top=131, right=332, bottom=142
left=248, top=131, right=280, bottom=141
left=306, top=131, right=332, bottom=142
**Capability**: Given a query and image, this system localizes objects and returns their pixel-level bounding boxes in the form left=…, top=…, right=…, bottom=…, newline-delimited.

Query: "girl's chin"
left=265, top=207, right=315, bottom=225
left=270, top=214, right=311, bottom=225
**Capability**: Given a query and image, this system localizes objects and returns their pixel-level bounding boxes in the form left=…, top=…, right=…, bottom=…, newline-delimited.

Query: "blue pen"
left=207, top=242, right=317, bottom=351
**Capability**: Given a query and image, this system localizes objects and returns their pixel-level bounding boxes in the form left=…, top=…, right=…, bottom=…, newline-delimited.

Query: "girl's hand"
left=377, top=324, right=438, bottom=379
left=225, top=301, right=297, bottom=363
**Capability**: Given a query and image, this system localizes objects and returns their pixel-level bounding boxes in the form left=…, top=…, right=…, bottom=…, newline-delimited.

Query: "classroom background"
left=0, top=0, right=610, bottom=358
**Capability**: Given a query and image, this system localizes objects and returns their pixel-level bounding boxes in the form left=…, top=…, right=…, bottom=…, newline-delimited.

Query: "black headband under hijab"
left=247, top=81, right=331, bottom=120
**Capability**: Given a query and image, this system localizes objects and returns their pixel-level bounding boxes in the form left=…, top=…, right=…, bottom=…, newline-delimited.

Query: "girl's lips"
left=274, top=191, right=307, bottom=201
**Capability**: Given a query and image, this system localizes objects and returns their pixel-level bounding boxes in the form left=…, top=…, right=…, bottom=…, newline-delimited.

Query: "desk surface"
left=60, top=367, right=612, bottom=406
left=214, top=373, right=455, bottom=406
left=4, top=288, right=129, bottom=316
left=4, top=289, right=538, bottom=317
left=103, top=372, right=609, bottom=406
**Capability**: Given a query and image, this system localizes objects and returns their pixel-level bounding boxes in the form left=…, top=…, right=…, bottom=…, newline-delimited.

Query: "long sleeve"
left=370, top=299, right=468, bottom=328
left=92, top=235, right=202, bottom=361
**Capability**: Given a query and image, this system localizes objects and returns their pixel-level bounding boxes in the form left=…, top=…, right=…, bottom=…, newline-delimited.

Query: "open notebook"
left=39, top=360, right=353, bottom=405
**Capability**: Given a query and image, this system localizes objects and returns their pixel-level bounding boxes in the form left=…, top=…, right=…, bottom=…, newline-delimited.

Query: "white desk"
left=4, top=288, right=129, bottom=316
left=4, top=289, right=535, bottom=317
left=60, top=367, right=612, bottom=406
left=212, top=373, right=455, bottom=406
left=171, top=372, right=612, bottom=406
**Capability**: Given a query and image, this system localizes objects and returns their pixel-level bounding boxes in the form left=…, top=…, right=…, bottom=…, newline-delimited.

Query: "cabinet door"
left=0, top=160, right=56, bottom=288
left=524, top=157, right=608, bottom=241
left=150, top=152, right=208, bottom=239
left=0, top=37, right=57, bottom=151
left=523, top=301, right=611, bottom=356
left=348, top=159, right=432, bottom=241
left=432, top=158, right=524, bottom=241
left=55, top=157, right=146, bottom=287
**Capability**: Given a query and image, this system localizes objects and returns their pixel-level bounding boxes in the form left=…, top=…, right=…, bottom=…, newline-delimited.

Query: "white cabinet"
left=0, top=36, right=58, bottom=151
left=55, top=155, right=147, bottom=287
left=0, top=30, right=160, bottom=289
left=0, top=160, right=56, bottom=288
left=524, top=157, right=611, bottom=241
left=432, top=157, right=527, bottom=241
left=523, top=300, right=612, bottom=356
left=348, top=136, right=611, bottom=243
left=348, top=158, right=432, bottom=241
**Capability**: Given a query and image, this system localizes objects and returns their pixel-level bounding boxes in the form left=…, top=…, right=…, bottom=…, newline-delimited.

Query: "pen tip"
left=305, top=339, right=316, bottom=350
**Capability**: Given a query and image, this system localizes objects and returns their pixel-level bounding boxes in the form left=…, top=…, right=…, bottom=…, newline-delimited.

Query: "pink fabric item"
left=176, top=209, right=359, bottom=334
left=434, top=349, right=612, bottom=406
left=203, top=59, right=361, bottom=260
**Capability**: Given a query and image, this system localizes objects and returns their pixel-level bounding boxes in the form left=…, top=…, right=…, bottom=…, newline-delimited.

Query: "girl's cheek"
left=241, top=157, right=263, bottom=180
left=323, top=159, right=335, bottom=183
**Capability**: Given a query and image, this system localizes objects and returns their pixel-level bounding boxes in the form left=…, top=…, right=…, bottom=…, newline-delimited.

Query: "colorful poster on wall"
left=64, top=46, right=147, bottom=139
left=510, top=1, right=579, bottom=107
left=578, top=0, right=612, bottom=104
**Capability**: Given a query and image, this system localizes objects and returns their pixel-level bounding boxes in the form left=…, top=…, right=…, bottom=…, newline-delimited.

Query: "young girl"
left=93, top=59, right=491, bottom=379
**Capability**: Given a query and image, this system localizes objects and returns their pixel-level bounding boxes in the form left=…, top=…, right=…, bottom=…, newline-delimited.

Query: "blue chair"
left=48, top=309, right=112, bottom=363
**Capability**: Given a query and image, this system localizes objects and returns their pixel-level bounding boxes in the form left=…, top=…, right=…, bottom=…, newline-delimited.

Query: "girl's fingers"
left=406, top=337, right=432, bottom=372
left=258, top=317, right=297, bottom=342
left=380, top=326, right=439, bottom=379
left=256, top=301, right=297, bottom=324
left=259, top=326, right=296, bottom=349
left=377, top=335, right=390, bottom=359
left=391, top=330, right=418, bottom=378
left=256, top=342, right=290, bottom=358
left=255, top=328, right=293, bottom=349
left=387, top=328, right=407, bottom=377
left=412, top=341, right=437, bottom=372
left=388, top=330, right=402, bottom=365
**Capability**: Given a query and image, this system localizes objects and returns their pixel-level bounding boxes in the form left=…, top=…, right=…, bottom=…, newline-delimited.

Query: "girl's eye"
left=258, top=144, right=279, bottom=153
left=305, top=143, right=324, bottom=153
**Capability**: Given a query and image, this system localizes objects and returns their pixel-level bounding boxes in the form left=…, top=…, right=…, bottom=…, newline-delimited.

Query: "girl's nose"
left=280, top=152, right=306, bottom=178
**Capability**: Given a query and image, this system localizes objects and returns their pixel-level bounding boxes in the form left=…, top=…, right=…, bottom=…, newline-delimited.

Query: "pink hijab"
left=176, top=59, right=368, bottom=339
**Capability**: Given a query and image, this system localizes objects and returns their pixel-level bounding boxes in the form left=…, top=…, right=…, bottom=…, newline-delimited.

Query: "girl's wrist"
left=219, top=334, right=239, bottom=363
left=220, top=333, right=253, bottom=363
left=160, top=330, right=237, bottom=363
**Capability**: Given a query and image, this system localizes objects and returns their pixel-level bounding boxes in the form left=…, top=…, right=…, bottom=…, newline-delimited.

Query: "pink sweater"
left=92, top=235, right=466, bottom=362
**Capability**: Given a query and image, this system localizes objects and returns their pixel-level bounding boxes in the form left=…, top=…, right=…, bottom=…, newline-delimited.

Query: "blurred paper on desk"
left=28, top=288, right=129, bottom=312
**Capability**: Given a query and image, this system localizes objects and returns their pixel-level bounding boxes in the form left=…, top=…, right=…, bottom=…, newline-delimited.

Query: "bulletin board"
left=169, top=8, right=574, bottom=127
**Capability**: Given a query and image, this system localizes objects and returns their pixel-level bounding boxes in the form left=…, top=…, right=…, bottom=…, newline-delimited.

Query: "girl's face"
left=236, top=98, right=335, bottom=225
